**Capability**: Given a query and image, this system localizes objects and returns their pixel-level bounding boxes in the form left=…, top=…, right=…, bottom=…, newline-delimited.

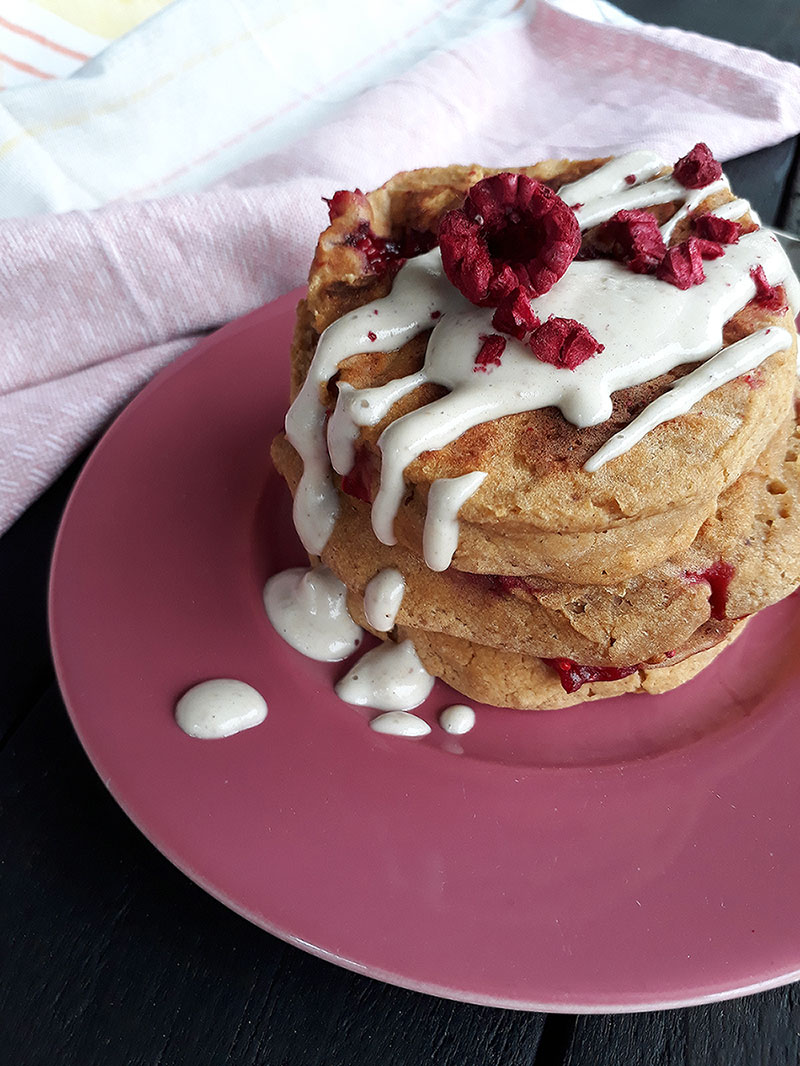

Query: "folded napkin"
left=2, top=0, right=800, bottom=534
left=0, top=0, right=167, bottom=88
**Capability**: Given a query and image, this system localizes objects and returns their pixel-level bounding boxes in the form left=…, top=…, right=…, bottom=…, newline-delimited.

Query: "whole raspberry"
left=750, top=265, right=788, bottom=313
left=594, top=209, right=666, bottom=274
left=439, top=173, right=580, bottom=306
left=672, top=143, right=723, bottom=189
left=528, top=317, right=604, bottom=371
left=691, top=214, right=742, bottom=244
left=655, top=237, right=719, bottom=289
left=473, top=334, right=506, bottom=373
left=491, top=287, right=541, bottom=339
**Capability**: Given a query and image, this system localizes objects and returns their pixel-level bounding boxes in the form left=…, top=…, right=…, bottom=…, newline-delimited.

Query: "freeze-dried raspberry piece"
left=692, top=214, right=742, bottom=244
left=673, top=142, right=722, bottom=189
left=594, top=209, right=666, bottom=274
left=473, top=333, right=506, bottom=373
left=439, top=173, right=580, bottom=306
left=655, top=237, right=709, bottom=289
left=684, top=561, right=735, bottom=620
left=543, top=658, right=639, bottom=694
left=750, top=264, right=788, bottom=313
left=693, top=238, right=725, bottom=260
left=491, top=287, right=541, bottom=339
left=528, top=317, right=604, bottom=371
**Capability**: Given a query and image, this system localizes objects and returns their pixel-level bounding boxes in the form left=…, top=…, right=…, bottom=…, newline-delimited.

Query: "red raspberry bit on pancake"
left=672, top=142, right=723, bottom=189
left=684, top=561, right=735, bottom=620
left=326, top=191, right=436, bottom=279
left=624, top=174, right=636, bottom=185
left=491, top=287, right=541, bottom=339
left=343, top=220, right=404, bottom=278
left=367, top=331, right=377, bottom=342
left=594, top=209, right=666, bottom=274
left=750, top=264, right=789, bottom=313
left=543, top=658, right=639, bottom=694
left=473, top=333, right=506, bottom=373
left=692, top=214, right=742, bottom=244
left=742, top=369, right=764, bottom=389
left=324, top=188, right=368, bottom=220
left=439, top=173, right=580, bottom=305
left=340, top=446, right=375, bottom=504
left=397, top=227, right=437, bottom=259
left=528, top=317, right=604, bottom=371
left=491, top=575, right=542, bottom=595
left=655, top=237, right=709, bottom=289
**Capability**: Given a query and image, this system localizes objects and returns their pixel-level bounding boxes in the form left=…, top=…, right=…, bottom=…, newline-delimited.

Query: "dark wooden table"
left=3, top=3, right=800, bottom=1063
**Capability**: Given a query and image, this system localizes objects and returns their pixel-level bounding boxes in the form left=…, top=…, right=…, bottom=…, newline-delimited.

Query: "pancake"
left=271, top=146, right=800, bottom=711
left=394, top=621, right=747, bottom=712
left=284, top=158, right=797, bottom=583
left=272, top=399, right=800, bottom=669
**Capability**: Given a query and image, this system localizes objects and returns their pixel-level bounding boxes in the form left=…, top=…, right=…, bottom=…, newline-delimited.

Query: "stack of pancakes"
left=272, top=158, right=800, bottom=709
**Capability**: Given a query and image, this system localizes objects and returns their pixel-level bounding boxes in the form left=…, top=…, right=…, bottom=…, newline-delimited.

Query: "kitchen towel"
left=2, top=0, right=800, bottom=532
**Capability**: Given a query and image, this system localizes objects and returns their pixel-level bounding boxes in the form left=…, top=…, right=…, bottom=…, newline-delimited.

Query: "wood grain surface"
left=3, top=2, right=800, bottom=1064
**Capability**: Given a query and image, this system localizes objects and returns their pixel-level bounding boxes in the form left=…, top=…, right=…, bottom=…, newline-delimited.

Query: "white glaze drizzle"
left=286, top=250, right=466, bottom=554
left=567, top=172, right=729, bottom=237
left=175, top=679, right=267, bottom=739
left=286, top=149, right=800, bottom=567
left=335, top=639, right=434, bottom=710
left=369, top=710, right=431, bottom=737
left=711, top=197, right=760, bottom=226
left=263, top=566, right=363, bottom=661
left=422, top=471, right=487, bottom=571
left=364, top=568, right=406, bottom=632
left=659, top=178, right=730, bottom=242
left=438, top=704, right=476, bottom=735
left=557, top=150, right=667, bottom=208
left=585, top=326, right=792, bottom=471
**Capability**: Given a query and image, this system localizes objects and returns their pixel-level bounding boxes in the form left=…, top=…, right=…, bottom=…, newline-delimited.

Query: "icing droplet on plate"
left=439, top=704, right=476, bottom=735
left=175, top=679, right=267, bottom=739
left=263, top=566, right=363, bottom=661
left=369, top=711, right=431, bottom=737
left=336, top=639, right=434, bottom=710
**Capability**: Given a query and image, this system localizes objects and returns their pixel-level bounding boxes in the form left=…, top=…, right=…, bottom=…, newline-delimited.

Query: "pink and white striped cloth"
left=2, top=0, right=800, bottom=533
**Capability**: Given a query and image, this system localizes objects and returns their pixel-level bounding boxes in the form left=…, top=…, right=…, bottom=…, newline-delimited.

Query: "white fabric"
left=0, top=0, right=526, bottom=216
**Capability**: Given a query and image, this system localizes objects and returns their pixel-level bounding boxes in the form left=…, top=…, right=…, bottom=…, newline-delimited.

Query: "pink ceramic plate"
left=50, top=291, right=800, bottom=1012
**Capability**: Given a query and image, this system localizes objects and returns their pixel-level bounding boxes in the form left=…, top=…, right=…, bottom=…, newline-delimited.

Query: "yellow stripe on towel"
left=27, top=0, right=172, bottom=40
